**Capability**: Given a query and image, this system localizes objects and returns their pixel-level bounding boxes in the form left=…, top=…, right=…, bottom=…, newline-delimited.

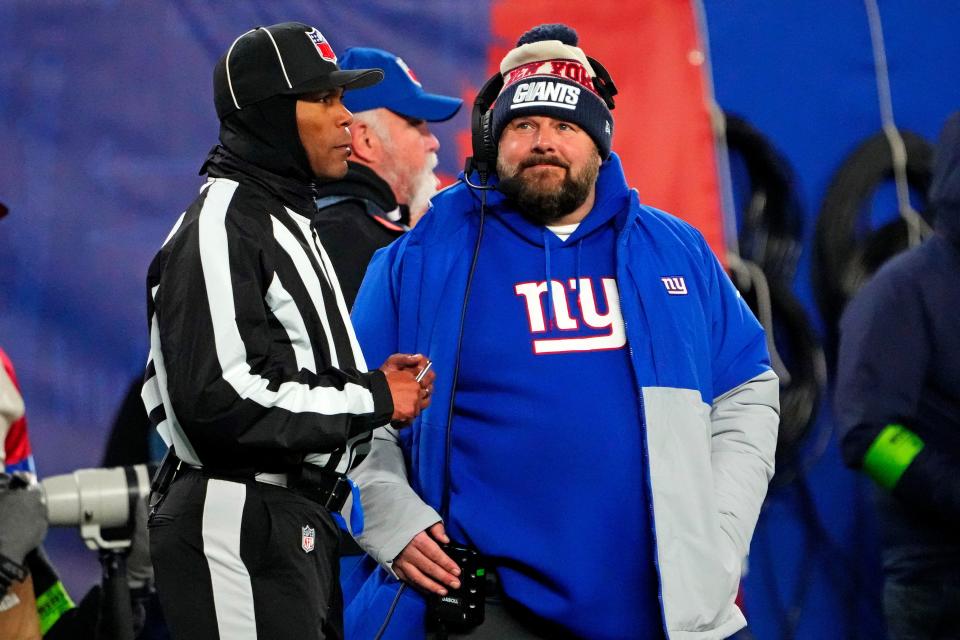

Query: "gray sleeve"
left=342, top=425, right=441, bottom=574
left=710, top=369, right=779, bottom=560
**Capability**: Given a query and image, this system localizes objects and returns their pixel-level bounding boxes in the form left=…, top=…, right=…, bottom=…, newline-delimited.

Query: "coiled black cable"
left=812, top=130, right=934, bottom=365
left=724, top=113, right=805, bottom=281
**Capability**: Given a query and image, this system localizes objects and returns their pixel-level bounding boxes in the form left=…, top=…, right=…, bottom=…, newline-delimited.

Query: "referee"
left=142, top=22, right=434, bottom=640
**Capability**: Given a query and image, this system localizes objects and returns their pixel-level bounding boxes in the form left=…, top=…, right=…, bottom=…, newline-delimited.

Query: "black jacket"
left=313, top=162, right=407, bottom=309
left=142, top=97, right=393, bottom=475
left=836, top=113, right=960, bottom=578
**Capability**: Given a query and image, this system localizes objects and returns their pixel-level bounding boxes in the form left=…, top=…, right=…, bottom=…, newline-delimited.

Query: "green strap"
left=862, top=423, right=925, bottom=490
left=35, top=580, right=74, bottom=635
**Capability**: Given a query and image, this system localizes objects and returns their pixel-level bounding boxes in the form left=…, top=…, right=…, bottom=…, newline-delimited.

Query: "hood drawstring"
left=543, top=229, right=556, bottom=330
left=574, top=238, right=583, bottom=306
left=541, top=229, right=586, bottom=330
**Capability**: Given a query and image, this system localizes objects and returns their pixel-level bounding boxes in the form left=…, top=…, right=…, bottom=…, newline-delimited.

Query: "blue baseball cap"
left=339, top=47, right=462, bottom=122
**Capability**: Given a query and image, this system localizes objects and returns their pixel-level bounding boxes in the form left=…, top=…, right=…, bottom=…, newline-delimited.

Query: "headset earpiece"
left=465, top=72, right=504, bottom=187
left=478, top=111, right=496, bottom=167
left=587, top=56, right=618, bottom=110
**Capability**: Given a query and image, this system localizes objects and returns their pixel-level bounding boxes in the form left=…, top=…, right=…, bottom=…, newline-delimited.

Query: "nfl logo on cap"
left=305, top=28, right=336, bottom=62
left=301, top=525, right=316, bottom=553
left=395, top=57, right=422, bottom=87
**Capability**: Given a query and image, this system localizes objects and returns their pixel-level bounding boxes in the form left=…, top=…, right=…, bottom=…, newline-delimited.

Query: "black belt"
left=173, top=461, right=351, bottom=512
left=289, top=462, right=353, bottom=512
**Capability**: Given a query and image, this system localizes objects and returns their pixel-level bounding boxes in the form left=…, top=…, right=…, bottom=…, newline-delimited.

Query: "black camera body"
left=429, top=542, right=486, bottom=630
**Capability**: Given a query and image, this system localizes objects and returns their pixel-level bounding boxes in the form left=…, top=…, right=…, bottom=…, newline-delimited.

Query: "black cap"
left=213, top=22, right=383, bottom=120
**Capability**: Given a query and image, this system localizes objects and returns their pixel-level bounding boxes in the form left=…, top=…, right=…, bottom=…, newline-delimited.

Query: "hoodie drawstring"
left=574, top=238, right=583, bottom=305
left=542, top=229, right=586, bottom=329
left=543, top=229, right=556, bottom=330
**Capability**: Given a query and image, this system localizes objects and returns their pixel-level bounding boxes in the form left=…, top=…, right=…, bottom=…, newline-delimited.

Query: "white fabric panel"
left=147, top=307, right=201, bottom=466
left=271, top=212, right=340, bottom=369
left=196, top=180, right=374, bottom=417
left=202, top=479, right=257, bottom=639
left=264, top=272, right=317, bottom=374
left=642, top=385, right=748, bottom=639
left=303, top=218, right=369, bottom=372
left=709, top=369, right=779, bottom=560
left=160, top=211, right=186, bottom=248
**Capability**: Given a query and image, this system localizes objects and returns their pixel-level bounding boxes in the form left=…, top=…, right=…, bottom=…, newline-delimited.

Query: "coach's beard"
left=497, top=151, right=600, bottom=226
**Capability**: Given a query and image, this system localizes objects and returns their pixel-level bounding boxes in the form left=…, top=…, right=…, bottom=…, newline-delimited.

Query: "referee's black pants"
left=149, top=469, right=342, bottom=640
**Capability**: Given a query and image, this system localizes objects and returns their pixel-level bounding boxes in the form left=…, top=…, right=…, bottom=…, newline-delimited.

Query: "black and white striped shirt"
left=141, top=173, right=392, bottom=475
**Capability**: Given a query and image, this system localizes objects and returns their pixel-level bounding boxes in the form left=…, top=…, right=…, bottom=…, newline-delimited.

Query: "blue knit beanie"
left=490, top=24, right=614, bottom=159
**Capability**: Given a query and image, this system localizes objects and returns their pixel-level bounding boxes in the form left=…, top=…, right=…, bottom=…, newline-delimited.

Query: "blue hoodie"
left=346, top=153, right=775, bottom=639
left=445, top=160, right=662, bottom=638
left=836, top=112, right=960, bottom=576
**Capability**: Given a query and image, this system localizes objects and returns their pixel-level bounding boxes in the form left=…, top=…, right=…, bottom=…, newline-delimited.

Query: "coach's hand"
left=380, top=354, right=435, bottom=424
left=393, top=522, right=461, bottom=596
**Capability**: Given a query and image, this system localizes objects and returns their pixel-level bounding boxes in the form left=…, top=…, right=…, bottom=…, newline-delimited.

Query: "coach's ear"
left=348, top=119, right=383, bottom=165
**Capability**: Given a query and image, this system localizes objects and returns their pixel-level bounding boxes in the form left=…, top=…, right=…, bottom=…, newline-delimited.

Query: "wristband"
left=35, top=580, right=75, bottom=634
left=862, top=423, right=925, bottom=490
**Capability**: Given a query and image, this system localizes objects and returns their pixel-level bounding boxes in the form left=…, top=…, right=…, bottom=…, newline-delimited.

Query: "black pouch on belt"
left=289, top=462, right=352, bottom=512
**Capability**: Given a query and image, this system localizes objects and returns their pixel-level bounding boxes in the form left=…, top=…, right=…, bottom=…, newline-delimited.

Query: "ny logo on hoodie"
left=514, top=277, right=626, bottom=354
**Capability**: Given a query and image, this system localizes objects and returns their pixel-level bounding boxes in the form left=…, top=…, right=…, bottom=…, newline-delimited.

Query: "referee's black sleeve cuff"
left=349, top=370, right=394, bottom=438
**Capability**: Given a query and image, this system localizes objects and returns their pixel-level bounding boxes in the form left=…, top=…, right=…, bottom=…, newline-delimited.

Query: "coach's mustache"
left=519, top=155, right=569, bottom=170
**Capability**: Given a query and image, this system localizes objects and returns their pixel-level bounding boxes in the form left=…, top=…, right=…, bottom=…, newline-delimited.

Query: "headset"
left=463, top=57, right=619, bottom=189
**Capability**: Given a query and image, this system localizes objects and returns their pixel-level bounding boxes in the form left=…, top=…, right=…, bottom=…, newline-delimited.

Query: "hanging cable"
left=864, top=0, right=932, bottom=246
left=691, top=0, right=741, bottom=258
left=728, top=254, right=789, bottom=381
left=811, top=131, right=934, bottom=364
left=723, top=113, right=805, bottom=281
left=729, top=254, right=826, bottom=485
left=696, top=0, right=825, bottom=483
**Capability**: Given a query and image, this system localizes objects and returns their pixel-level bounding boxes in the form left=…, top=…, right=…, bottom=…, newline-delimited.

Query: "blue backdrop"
left=707, top=2, right=960, bottom=638
left=2, top=2, right=959, bottom=638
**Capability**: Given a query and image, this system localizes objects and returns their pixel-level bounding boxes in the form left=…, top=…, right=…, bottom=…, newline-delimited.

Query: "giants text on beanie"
left=490, top=24, right=614, bottom=160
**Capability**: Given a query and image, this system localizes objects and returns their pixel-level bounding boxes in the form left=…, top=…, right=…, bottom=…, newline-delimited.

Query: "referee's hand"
left=392, top=522, right=461, bottom=596
left=380, top=354, right=435, bottom=424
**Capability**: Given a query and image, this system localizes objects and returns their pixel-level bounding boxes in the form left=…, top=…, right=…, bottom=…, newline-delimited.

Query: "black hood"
left=929, top=111, right=960, bottom=243
left=315, top=162, right=399, bottom=214
left=216, top=94, right=314, bottom=184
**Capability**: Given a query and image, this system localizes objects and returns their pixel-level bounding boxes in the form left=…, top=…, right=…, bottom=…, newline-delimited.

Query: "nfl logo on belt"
left=301, top=525, right=316, bottom=553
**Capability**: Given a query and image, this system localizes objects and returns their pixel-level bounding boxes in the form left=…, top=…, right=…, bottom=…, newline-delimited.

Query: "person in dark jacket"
left=142, top=23, right=434, bottom=640
left=312, top=47, right=462, bottom=309
left=835, top=111, right=960, bottom=640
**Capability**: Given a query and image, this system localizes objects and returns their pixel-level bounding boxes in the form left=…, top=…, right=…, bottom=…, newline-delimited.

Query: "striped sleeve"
left=143, top=180, right=392, bottom=469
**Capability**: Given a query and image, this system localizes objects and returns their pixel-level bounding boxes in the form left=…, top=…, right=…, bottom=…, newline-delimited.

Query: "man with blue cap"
left=313, top=47, right=462, bottom=309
